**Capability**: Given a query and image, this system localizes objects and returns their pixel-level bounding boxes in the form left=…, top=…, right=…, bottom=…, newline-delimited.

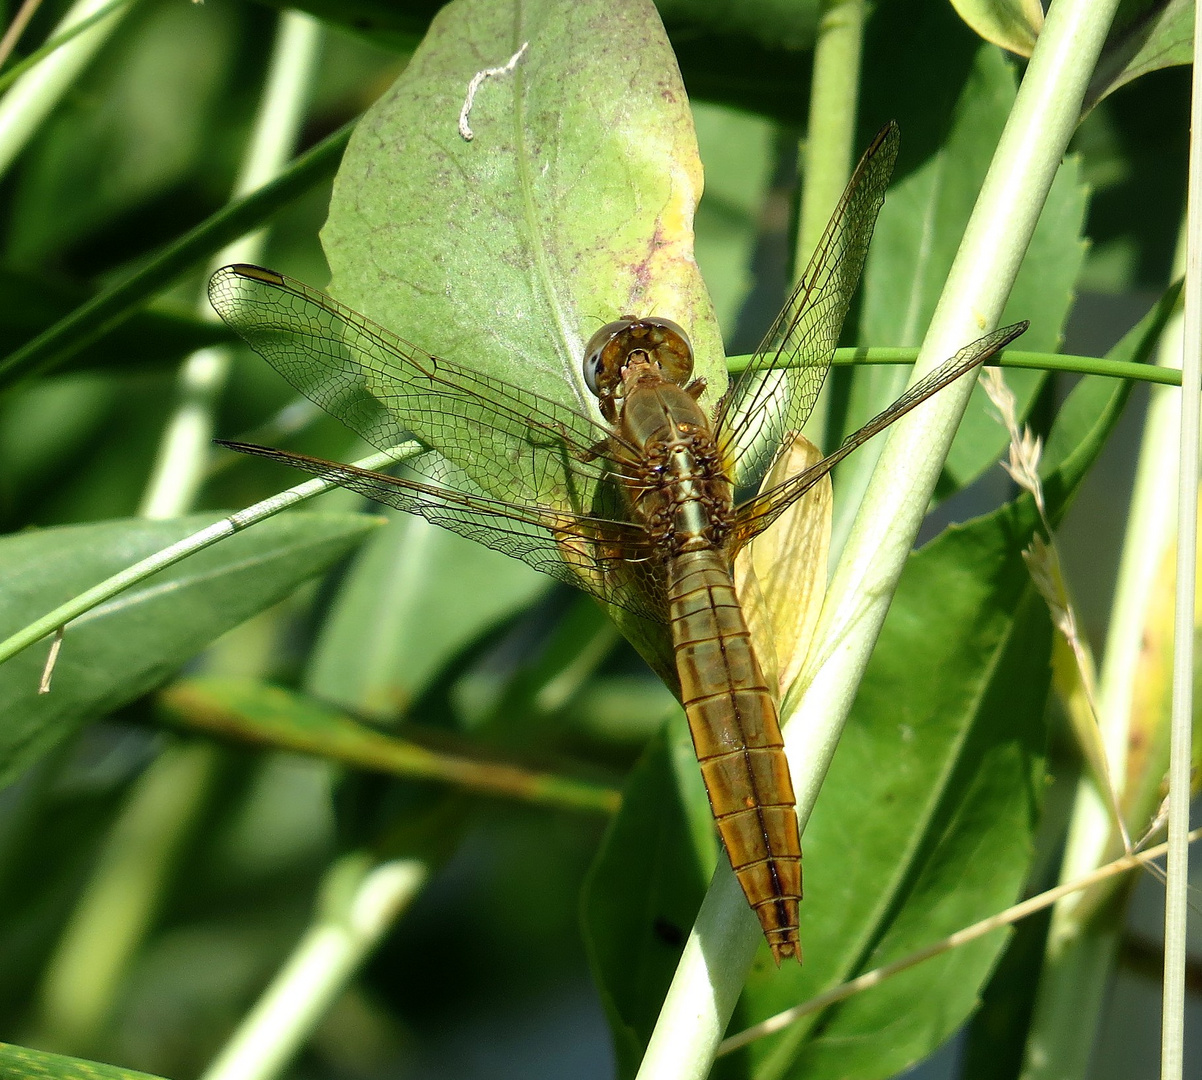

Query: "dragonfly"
left=209, top=121, right=1027, bottom=965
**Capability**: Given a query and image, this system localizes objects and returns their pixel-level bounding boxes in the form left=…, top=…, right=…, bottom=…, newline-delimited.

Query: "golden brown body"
left=601, top=344, right=803, bottom=965
left=668, top=548, right=801, bottom=963
left=212, top=126, right=1028, bottom=966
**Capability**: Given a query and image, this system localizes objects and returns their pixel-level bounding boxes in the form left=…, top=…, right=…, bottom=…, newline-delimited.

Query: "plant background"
left=0, top=1, right=1195, bottom=1079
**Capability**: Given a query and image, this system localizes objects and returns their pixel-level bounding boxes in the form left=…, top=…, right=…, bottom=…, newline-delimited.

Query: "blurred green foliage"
left=0, top=1, right=1189, bottom=1079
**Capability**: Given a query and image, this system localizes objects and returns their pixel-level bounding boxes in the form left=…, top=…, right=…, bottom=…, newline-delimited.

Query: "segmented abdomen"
left=667, top=547, right=803, bottom=964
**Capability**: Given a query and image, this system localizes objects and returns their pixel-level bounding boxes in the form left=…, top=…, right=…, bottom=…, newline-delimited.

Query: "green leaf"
left=0, top=1041, right=168, bottom=1080
left=317, top=0, right=715, bottom=678
left=1085, top=0, right=1193, bottom=113
left=0, top=512, right=377, bottom=790
left=949, top=0, right=1044, bottom=56
left=801, top=288, right=1167, bottom=1076
left=581, top=709, right=717, bottom=1078
left=722, top=278, right=1147, bottom=1080
left=306, top=510, right=547, bottom=720
left=158, top=676, right=619, bottom=814
left=322, top=0, right=724, bottom=433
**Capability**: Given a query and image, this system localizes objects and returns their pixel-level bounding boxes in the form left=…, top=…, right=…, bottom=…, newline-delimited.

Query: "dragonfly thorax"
left=641, top=439, right=733, bottom=555
left=615, top=383, right=733, bottom=556
left=583, top=316, right=693, bottom=422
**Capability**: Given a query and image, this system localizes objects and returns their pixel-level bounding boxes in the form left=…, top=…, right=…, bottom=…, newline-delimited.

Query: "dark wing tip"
left=225, top=263, right=285, bottom=285
left=873, top=118, right=900, bottom=148
left=208, top=263, right=288, bottom=314
left=866, top=120, right=901, bottom=173
left=987, top=320, right=1030, bottom=356
left=213, top=439, right=284, bottom=461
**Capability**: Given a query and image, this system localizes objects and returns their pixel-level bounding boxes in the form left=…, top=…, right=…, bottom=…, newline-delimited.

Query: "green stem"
left=0, top=447, right=411, bottom=668
left=199, top=854, right=428, bottom=1080
left=795, top=0, right=867, bottom=267
left=635, top=0, right=1124, bottom=1076
left=726, top=344, right=1184, bottom=386
left=794, top=0, right=867, bottom=455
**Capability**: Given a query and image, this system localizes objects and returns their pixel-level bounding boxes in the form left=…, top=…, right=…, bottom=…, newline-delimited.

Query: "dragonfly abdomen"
left=667, top=547, right=803, bottom=965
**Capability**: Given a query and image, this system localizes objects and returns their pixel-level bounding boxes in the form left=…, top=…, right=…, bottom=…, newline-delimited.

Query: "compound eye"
left=583, top=319, right=634, bottom=398
left=643, top=316, right=689, bottom=345
left=582, top=342, right=604, bottom=397
left=640, top=317, right=694, bottom=384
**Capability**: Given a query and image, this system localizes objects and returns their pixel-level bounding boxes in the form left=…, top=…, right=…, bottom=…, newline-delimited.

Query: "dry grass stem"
left=717, top=826, right=1202, bottom=1056
left=980, top=368, right=1132, bottom=852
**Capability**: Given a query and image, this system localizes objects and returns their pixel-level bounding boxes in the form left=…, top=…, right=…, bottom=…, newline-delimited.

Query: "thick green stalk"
left=796, top=0, right=866, bottom=265
left=1161, top=16, right=1202, bottom=1074
left=635, top=1, right=1123, bottom=1077
left=794, top=0, right=867, bottom=456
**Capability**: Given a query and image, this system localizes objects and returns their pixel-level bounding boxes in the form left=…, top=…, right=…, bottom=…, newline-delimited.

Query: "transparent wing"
left=727, top=322, right=1028, bottom=552
left=717, top=122, right=901, bottom=486
left=219, top=440, right=668, bottom=622
left=209, top=264, right=631, bottom=519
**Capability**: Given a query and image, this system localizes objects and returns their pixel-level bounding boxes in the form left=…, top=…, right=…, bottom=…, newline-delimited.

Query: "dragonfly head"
left=583, top=316, right=694, bottom=420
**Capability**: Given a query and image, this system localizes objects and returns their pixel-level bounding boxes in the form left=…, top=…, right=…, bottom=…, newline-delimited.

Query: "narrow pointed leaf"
left=158, top=676, right=619, bottom=813
left=0, top=513, right=377, bottom=790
